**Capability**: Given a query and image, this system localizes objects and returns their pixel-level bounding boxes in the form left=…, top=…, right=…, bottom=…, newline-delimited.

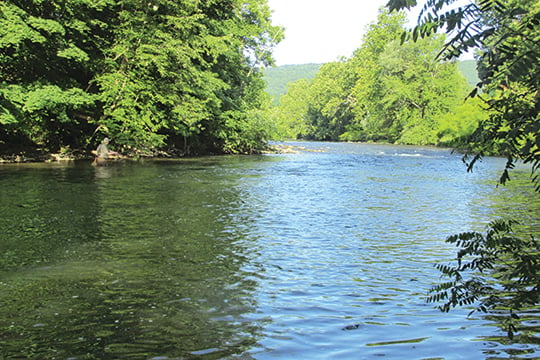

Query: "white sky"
left=267, top=0, right=407, bottom=66
left=266, top=0, right=472, bottom=66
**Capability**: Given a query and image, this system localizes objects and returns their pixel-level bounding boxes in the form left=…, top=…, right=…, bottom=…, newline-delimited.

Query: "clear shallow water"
left=0, top=141, right=538, bottom=359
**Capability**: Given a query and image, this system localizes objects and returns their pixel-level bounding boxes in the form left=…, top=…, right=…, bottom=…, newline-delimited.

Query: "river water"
left=0, top=141, right=538, bottom=359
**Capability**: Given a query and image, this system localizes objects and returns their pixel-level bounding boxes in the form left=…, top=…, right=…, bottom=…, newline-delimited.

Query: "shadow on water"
left=0, top=157, right=274, bottom=359
left=0, top=144, right=538, bottom=359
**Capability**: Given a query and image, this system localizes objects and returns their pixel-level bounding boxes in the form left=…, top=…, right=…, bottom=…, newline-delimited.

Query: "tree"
left=386, top=0, right=540, bottom=337
left=0, top=0, right=102, bottom=151
left=0, top=0, right=282, bottom=156
left=273, top=79, right=312, bottom=139
left=273, top=8, right=473, bottom=145
left=346, top=9, right=408, bottom=142
left=387, top=0, right=540, bottom=186
left=373, top=35, right=469, bottom=145
left=343, top=9, right=470, bottom=144
left=263, top=64, right=321, bottom=106
left=435, top=96, right=488, bottom=147
left=304, top=60, right=356, bottom=141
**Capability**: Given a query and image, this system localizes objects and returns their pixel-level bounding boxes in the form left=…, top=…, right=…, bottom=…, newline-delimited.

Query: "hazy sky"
left=267, top=0, right=408, bottom=66
left=266, top=0, right=472, bottom=66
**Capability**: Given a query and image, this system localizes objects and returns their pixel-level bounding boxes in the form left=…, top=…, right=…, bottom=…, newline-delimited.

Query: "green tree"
left=347, top=9, right=470, bottom=144
left=273, top=79, right=312, bottom=139
left=376, top=36, right=469, bottom=145
left=436, top=96, right=488, bottom=147
left=387, top=0, right=540, bottom=337
left=0, top=0, right=282, bottom=156
left=89, top=0, right=282, bottom=155
left=388, top=0, right=539, bottom=186
left=304, top=60, right=356, bottom=140
left=263, top=63, right=321, bottom=106
left=351, top=11, right=467, bottom=144
left=0, top=0, right=102, bottom=151
left=274, top=8, right=472, bottom=144
left=347, top=9, right=408, bottom=142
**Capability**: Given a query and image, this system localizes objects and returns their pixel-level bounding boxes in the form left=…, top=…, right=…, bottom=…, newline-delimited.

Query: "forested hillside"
left=458, top=60, right=480, bottom=87
left=264, top=64, right=321, bottom=105
left=0, top=0, right=282, bottom=158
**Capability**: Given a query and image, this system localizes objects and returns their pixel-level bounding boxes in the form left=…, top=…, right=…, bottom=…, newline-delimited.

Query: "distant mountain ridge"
left=263, top=64, right=322, bottom=105
left=264, top=60, right=479, bottom=105
left=457, top=60, right=480, bottom=87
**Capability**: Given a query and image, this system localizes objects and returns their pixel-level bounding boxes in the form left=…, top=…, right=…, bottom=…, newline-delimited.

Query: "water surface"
left=1, top=142, right=538, bottom=359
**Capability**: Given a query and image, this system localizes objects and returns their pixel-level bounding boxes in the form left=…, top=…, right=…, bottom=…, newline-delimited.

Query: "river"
left=0, top=141, right=538, bottom=359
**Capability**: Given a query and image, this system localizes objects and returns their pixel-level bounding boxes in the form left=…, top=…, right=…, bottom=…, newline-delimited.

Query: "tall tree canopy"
left=273, top=9, right=473, bottom=145
left=0, top=0, right=282, bottom=156
left=346, top=9, right=470, bottom=144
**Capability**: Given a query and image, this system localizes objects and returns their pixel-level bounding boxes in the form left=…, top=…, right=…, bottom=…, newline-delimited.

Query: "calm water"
left=0, top=142, right=539, bottom=359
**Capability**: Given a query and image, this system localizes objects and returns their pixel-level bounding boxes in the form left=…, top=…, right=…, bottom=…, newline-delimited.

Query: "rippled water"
left=0, top=142, right=538, bottom=359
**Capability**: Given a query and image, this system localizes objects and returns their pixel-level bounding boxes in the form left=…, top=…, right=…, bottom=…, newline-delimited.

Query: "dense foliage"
left=272, top=9, right=481, bottom=145
left=387, top=0, right=539, bottom=338
left=388, top=0, right=540, bottom=187
left=264, top=61, right=478, bottom=106
left=0, top=0, right=282, bottom=156
left=428, top=219, right=540, bottom=339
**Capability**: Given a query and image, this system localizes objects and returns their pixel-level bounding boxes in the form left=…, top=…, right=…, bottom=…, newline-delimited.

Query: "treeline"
left=0, top=0, right=282, bottom=157
left=271, top=10, right=487, bottom=146
left=264, top=61, right=478, bottom=108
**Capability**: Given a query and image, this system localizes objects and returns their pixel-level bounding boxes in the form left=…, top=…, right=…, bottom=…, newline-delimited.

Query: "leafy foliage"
left=0, top=0, right=282, bottom=155
left=428, top=220, right=540, bottom=338
left=436, top=96, right=488, bottom=147
left=273, top=9, right=474, bottom=145
left=271, top=79, right=312, bottom=139
left=305, top=61, right=357, bottom=141
left=387, top=0, right=540, bottom=187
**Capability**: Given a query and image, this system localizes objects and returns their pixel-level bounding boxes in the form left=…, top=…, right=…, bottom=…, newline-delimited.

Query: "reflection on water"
left=0, top=142, right=538, bottom=359
left=0, top=159, right=265, bottom=359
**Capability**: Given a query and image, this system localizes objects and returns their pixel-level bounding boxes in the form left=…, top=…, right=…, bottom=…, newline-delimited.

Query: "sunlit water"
left=0, top=142, right=538, bottom=359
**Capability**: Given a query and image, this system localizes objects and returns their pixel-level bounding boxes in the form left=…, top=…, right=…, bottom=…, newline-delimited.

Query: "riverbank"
left=0, top=144, right=293, bottom=164
left=0, top=141, right=458, bottom=163
left=0, top=150, right=88, bottom=164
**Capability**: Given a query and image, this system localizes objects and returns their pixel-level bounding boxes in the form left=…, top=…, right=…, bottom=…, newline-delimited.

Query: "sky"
left=267, top=0, right=410, bottom=66
left=266, top=0, right=473, bottom=66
